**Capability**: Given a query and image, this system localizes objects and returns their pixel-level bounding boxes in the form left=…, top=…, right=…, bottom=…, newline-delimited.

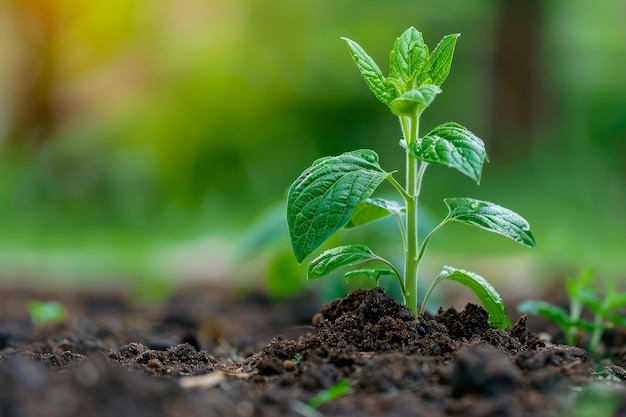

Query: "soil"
left=2, top=284, right=626, bottom=417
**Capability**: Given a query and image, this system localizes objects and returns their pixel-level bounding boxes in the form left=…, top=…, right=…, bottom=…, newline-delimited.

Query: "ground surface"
left=1, top=284, right=626, bottom=417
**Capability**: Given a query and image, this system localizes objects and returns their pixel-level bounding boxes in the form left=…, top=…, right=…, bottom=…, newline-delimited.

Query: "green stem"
left=588, top=297, right=608, bottom=352
left=374, top=256, right=406, bottom=296
left=416, top=219, right=447, bottom=267
left=588, top=313, right=604, bottom=352
left=387, top=174, right=411, bottom=202
left=393, top=210, right=408, bottom=250
left=386, top=174, right=409, bottom=248
left=419, top=272, right=443, bottom=316
left=567, top=298, right=582, bottom=346
left=402, top=114, right=423, bottom=316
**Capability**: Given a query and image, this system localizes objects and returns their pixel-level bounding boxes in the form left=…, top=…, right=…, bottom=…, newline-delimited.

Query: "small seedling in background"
left=26, top=300, right=68, bottom=328
left=286, top=26, right=536, bottom=327
left=290, top=380, right=352, bottom=417
left=518, top=270, right=626, bottom=352
left=307, top=380, right=352, bottom=409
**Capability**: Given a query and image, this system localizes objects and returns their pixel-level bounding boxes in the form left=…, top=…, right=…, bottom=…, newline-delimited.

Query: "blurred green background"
left=0, top=0, right=624, bottom=300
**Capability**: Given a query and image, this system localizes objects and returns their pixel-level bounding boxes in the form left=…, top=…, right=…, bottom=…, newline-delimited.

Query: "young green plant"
left=518, top=270, right=626, bottom=352
left=286, top=27, right=536, bottom=327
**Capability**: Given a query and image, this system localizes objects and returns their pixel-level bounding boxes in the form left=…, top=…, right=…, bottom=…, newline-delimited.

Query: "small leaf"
left=603, top=310, right=626, bottom=328
left=410, top=122, right=487, bottom=183
left=345, top=198, right=404, bottom=229
left=432, top=266, right=507, bottom=329
left=517, top=300, right=569, bottom=324
left=390, top=85, right=442, bottom=117
left=565, top=269, right=595, bottom=300
left=517, top=300, right=596, bottom=332
left=384, top=77, right=402, bottom=101
left=342, top=37, right=392, bottom=105
left=308, top=380, right=352, bottom=410
left=429, top=34, right=460, bottom=86
left=605, top=282, right=626, bottom=310
left=578, top=288, right=604, bottom=313
left=26, top=300, right=68, bottom=328
left=345, top=268, right=396, bottom=284
left=443, top=198, right=536, bottom=248
left=577, top=288, right=626, bottom=327
left=308, top=245, right=386, bottom=280
left=287, top=150, right=388, bottom=263
left=389, top=27, right=429, bottom=85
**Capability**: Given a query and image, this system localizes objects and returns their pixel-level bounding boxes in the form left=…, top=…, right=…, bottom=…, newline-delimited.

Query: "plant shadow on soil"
left=2, top=285, right=626, bottom=416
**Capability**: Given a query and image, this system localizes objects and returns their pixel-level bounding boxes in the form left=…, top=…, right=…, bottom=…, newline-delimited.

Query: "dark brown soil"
left=1, top=285, right=626, bottom=417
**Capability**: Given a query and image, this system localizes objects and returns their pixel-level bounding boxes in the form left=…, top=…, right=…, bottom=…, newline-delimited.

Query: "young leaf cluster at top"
left=518, top=271, right=626, bottom=353
left=342, top=29, right=458, bottom=121
left=286, top=27, right=536, bottom=326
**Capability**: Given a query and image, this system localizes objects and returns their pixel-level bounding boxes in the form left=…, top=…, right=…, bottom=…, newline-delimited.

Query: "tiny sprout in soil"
left=286, top=26, right=536, bottom=327
left=26, top=300, right=68, bottom=328
left=289, top=380, right=352, bottom=417
left=308, top=380, right=351, bottom=410
left=519, top=270, right=626, bottom=353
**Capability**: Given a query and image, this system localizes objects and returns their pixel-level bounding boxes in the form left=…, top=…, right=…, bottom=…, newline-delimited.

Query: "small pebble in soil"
left=312, top=313, right=324, bottom=327
left=147, top=358, right=162, bottom=369
left=283, top=359, right=295, bottom=371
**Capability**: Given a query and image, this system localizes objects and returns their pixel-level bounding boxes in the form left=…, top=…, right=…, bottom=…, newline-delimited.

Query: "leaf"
left=565, top=269, right=595, bottom=300
left=605, top=282, right=626, bottom=310
left=308, top=245, right=386, bottom=280
left=517, top=300, right=595, bottom=332
left=307, top=380, right=351, bottom=410
left=410, top=122, right=487, bottom=183
left=345, top=268, right=396, bottom=284
left=345, top=198, right=404, bottom=229
left=429, top=34, right=460, bottom=86
left=287, top=150, right=388, bottom=263
left=443, top=198, right=536, bottom=248
left=602, top=310, right=626, bottom=328
left=432, top=266, right=507, bottom=329
left=578, top=288, right=604, bottom=313
left=517, top=300, right=569, bottom=324
left=342, top=37, right=392, bottom=105
left=577, top=288, right=626, bottom=327
left=390, top=85, right=442, bottom=117
left=389, top=27, right=429, bottom=85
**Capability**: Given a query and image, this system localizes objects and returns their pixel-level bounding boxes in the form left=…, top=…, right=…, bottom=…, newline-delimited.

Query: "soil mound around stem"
left=0, top=286, right=624, bottom=417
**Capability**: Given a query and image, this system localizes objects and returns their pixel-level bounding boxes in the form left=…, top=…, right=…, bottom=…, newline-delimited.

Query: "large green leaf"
left=287, top=150, right=388, bottom=262
left=410, top=122, right=487, bottom=184
left=390, top=85, right=442, bottom=117
left=429, top=34, right=460, bottom=86
left=342, top=37, right=392, bottom=105
left=443, top=198, right=536, bottom=248
left=345, top=198, right=404, bottom=229
left=389, top=27, right=428, bottom=85
left=430, top=266, right=507, bottom=329
left=308, top=245, right=389, bottom=280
